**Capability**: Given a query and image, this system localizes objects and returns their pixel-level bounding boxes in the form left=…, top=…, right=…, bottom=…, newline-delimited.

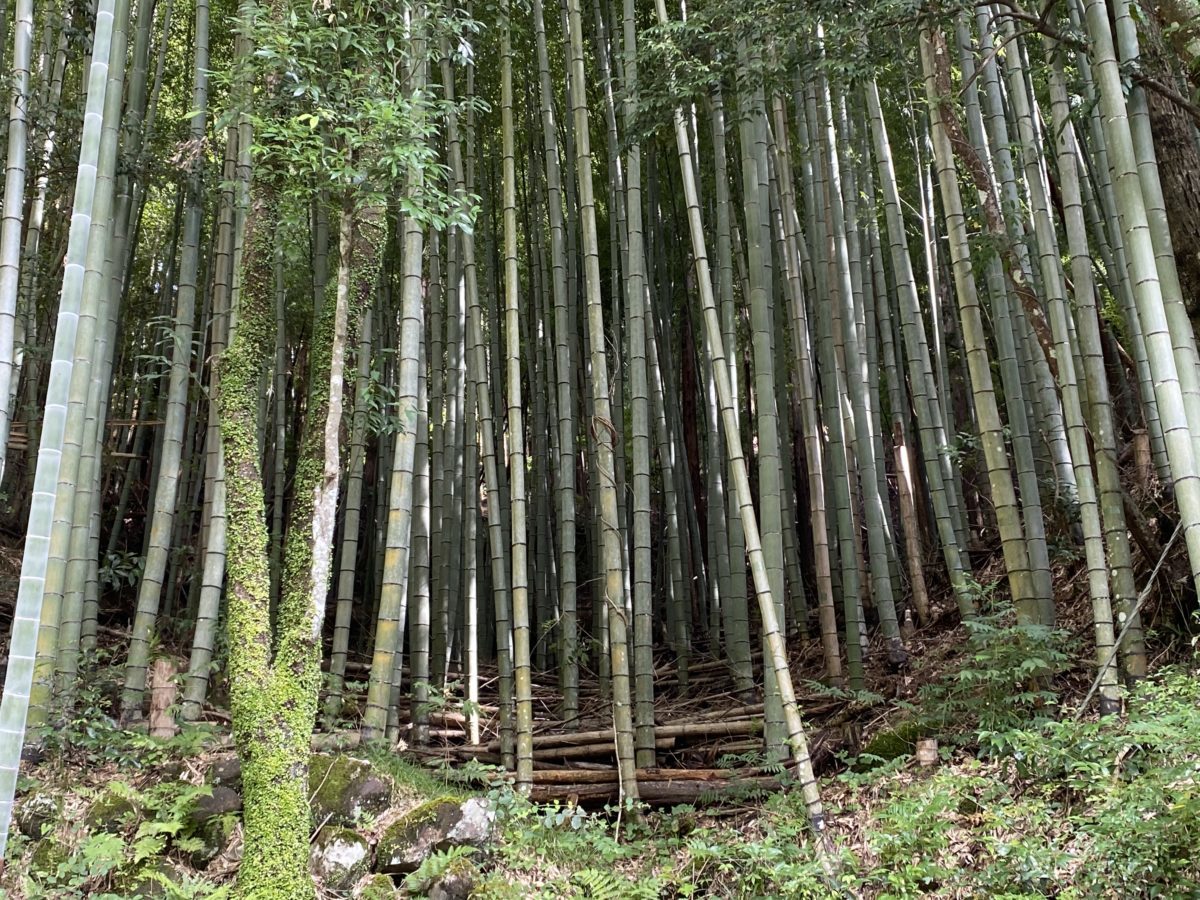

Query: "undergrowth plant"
left=918, top=599, right=1071, bottom=744
left=18, top=778, right=230, bottom=900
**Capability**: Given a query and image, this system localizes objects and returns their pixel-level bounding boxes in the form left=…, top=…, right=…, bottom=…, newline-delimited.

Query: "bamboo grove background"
left=0, top=0, right=1196, bottom=890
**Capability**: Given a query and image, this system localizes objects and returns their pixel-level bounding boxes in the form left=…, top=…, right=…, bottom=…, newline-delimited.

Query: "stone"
left=157, top=759, right=187, bottom=781
left=27, top=837, right=67, bottom=877
left=374, top=797, right=492, bottom=875
left=114, top=859, right=185, bottom=899
left=84, top=787, right=142, bottom=834
left=15, top=791, right=61, bottom=839
left=310, top=826, right=372, bottom=892
left=427, top=858, right=479, bottom=900
left=353, top=872, right=398, bottom=899
left=188, top=784, right=243, bottom=825
left=856, top=718, right=930, bottom=770
left=184, top=785, right=243, bottom=868
left=447, top=797, right=494, bottom=845
left=309, top=753, right=393, bottom=827
left=207, top=753, right=242, bottom=790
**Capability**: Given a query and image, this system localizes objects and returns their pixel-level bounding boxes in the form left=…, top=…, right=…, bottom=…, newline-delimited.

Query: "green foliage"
left=18, top=778, right=229, bottom=900
left=918, top=599, right=1070, bottom=744
left=99, top=550, right=146, bottom=591
left=675, top=796, right=841, bottom=898
left=489, top=787, right=641, bottom=872
left=460, top=669, right=1200, bottom=899
left=361, top=744, right=462, bottom=800
left=1000, top=668, right=1200, bottom=896
left=40, top=650, right=217, bottom=769
left=569, top=867, right=664, bottom=899
left=403, top=844, right=477, bottom=894
left=225, top=0, right=480, bottom=229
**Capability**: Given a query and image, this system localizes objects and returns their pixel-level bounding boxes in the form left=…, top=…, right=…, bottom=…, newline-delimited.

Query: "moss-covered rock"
left=84, top=786, right=143, bottom=833
left=15, top=790, right=61, bottom=839
left=27, top=837, right=67, bottom=878
left=857, top=718, right=929, bottom=768
left=309, top=825, right=371, bottom=892
left=310, top=753, right=393, bottom=827
left=426, top=856, right=479, bottom=900
left=182, top=784, right=242, bottom=868
left=113, top=859, right=185, bottom=899
left=206, top=753, right=242, bottom=790
left=374, top=797, right=492, bottom=875
left=353, top=872, right=398, bottom=899
left=468, top=874, right=525, bottom=900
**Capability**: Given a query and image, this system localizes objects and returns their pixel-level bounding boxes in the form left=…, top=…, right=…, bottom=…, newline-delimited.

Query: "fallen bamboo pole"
left=532, top=737, right=676, bottom=761
left=528, top=775, right=783, bottom=805
left=488, top=718, right=761, bottom=752
left=527, top=767, right=768, bottom=784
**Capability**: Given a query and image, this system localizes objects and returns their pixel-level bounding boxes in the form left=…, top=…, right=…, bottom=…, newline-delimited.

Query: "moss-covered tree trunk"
left=219, top=177, right=380, bottom=897
left=220, top=189, right=316, bottom=900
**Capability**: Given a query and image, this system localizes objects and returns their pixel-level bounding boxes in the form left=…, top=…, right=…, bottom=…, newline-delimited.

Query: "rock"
left=447, top=797, right=494, bottom=845
left=469, top=873, right=525, bottom=899
left=184, top=785, right=243, bottom=868
left=85, top=787, right=142, bottom=833
left=353, top=872, right=398, bottom=899
left=114, top=859, right=185, bottom=899
left=189, top=784, right=243, bottom=824
left=856, top=718, right=929, bottom=770
left=426, top=858, right=480, bottom=900
left=207, top=753, right=242, bottom=790
left=27, top=837, right=67, bottom=877
left=15, top=791, right=61, bottom=839
left=309, top=753, right=393, bottom=827
left=374, top=797, right=492, bottom=875
left=310, top=826, right=372, bottom=892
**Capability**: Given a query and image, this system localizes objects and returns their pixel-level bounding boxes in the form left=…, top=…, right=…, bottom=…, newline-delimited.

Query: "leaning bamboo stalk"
left=649, top=0, right=827, bottom=844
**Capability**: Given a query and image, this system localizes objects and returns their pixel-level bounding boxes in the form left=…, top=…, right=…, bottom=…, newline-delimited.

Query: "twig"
left=1074, top=522, right=1182, bottom=717
left=1134, top=73, right=1200, bottom=127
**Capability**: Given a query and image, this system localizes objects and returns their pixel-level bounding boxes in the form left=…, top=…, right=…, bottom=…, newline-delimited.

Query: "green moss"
left=309, top=753, right=394, bottom=826
left=375, top=797, right=463, bottom=867
left=858, top=718, right=930, bottom=768
left=219, top=197, right=385, bottom=900
left=84, top=787, right=143, bottom=833
left=353, top=872, right=398, bottom=899
left=220, top=192, right=323, bottom=900
left=468, top=873, right=526, bottom=900
left=27, top=837, right=67, bottom=877
left=310, top=825, right=371, bottom=891
left=394, top=795, right=461, bottom=829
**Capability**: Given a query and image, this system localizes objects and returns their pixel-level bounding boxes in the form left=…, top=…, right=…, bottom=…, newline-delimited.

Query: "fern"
left=403, top=844, right=477, bottom=895
left=568, top=868, right=627, bottom=900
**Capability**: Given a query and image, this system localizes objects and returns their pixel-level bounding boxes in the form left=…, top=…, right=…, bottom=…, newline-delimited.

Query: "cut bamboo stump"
left=148, top=659, right=178, bottom=739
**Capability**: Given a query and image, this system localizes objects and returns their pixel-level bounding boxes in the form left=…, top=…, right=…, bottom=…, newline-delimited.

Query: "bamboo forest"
left=0, top=0, right=1199, bottom=894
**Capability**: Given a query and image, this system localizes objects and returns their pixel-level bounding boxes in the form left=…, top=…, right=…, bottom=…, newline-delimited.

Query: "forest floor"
left=2, top=545, right=1200, bottom=898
